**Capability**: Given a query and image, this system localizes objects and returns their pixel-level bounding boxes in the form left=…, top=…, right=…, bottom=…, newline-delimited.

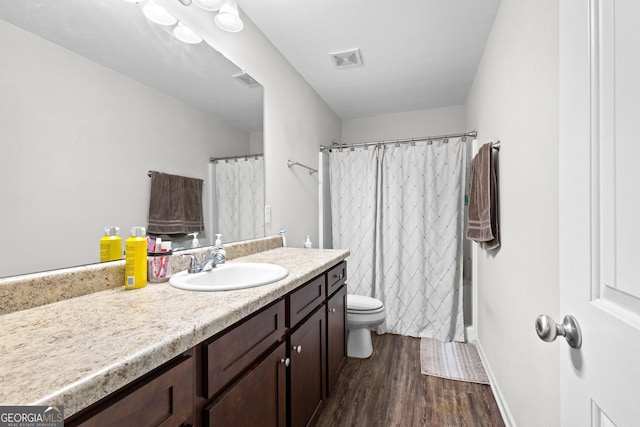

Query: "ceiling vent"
left=329, top=48, right=363, bottom=69
left=232, top=71, right=261, bottom=88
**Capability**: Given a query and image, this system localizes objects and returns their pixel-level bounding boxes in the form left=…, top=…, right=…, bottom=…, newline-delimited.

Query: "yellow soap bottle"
left=125, top=227, right=147, bottom=290
left=100, top=226, right=122, bottom=262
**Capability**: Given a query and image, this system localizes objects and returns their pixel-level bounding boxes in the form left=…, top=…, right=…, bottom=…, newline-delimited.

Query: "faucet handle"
left=181, top=253, right=202, bottom=273
left=211, top=250, right=226, bottom=265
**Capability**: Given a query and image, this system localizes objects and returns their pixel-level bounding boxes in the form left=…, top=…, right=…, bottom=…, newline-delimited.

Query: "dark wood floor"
left=316, top=334, right=505, bottom=427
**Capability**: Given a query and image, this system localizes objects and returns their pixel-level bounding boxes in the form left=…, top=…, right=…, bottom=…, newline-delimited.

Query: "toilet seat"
left=347, top=294, right=384, bottom=313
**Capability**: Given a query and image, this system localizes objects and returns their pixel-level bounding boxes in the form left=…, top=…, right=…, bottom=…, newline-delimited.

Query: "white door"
left=559, top=0, right=640, bottom=425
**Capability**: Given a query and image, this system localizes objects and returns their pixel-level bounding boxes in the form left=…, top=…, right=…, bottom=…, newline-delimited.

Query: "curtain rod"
left=210, top=153, right=263, bottom=163
left=319, top=131, right=477, bottom=152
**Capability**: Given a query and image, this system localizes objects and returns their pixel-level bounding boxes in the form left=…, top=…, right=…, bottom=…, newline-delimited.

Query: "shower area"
left=320, top=132, right=476, bottom=342
left=209, top=154, right=265, bottom=243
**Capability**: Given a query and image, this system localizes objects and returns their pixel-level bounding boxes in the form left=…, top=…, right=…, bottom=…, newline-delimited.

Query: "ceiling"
left=239, top=0, right=501, bottom=119
left=1, top=0, right=501, bottom=128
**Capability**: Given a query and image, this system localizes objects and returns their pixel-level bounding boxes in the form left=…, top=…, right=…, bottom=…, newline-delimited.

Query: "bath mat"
left=420, top=337, right=490, bottom=385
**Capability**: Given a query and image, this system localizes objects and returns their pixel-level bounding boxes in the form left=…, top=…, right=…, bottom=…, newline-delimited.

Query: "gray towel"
left=466, top=143, right=500, bottom=249
left=147, top=171, right=204, bottom=236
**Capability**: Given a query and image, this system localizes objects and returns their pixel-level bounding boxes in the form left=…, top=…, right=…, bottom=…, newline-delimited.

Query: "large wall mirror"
left=0, top=0, right=264, bottom=278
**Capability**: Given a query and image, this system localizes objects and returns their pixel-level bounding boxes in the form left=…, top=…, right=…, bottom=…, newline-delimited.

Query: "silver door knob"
left=280, top=357, right=290, bottom=367
left=292, top=345, right=302, bottom=353
left=535, top=314, right=582, bottom=349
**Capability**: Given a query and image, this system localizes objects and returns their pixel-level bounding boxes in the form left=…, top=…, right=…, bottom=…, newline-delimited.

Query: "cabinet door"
left=326, top=285, right=346, bottom=396
left=289, top=307, right=326, bottom=427
left=205, top=342, right=287, bottom=427
left=70, top=352, right=194, bottom=427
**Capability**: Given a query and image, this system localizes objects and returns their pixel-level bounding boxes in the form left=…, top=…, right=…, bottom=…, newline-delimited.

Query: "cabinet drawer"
left=326, top=261, right=347, bottom=297
left=288, top=275, right=325, bottom=327
left=204, top=300, right=285, bottom=399
left=73, top=353, right=194, bottom=427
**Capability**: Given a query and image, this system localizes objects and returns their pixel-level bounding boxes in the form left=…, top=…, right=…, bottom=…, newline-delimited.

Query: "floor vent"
left=329, top=48, right=363, bottom=69
left=233, top=71, right=261, bottom=88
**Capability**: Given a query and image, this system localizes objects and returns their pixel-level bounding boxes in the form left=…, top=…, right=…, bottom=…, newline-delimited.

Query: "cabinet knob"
left=329, top=307, right=336, bottom=314
left=280, top=357, right=290, bottom=367
left=292, top=345, right=302, bottom=354
left=334, top=274, right=343, bottom=279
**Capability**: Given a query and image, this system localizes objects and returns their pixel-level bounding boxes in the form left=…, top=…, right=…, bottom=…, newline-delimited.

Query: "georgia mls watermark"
left=0, top=406, right=64, bottom=427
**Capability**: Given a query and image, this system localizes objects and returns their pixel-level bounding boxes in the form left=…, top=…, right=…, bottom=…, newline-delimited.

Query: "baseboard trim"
left=475, top=340, right=517, bottom=427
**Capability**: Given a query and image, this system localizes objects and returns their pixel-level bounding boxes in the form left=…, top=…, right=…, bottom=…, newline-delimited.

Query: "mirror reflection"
left=0, top=0, right=264, bottom=278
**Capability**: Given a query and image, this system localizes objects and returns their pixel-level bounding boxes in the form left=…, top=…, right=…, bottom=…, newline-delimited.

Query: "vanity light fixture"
left=142, top=0, right=177, bottom=26
left=193, top=0, right=223, bottom=11
left=215, top=0, right=244, bottom=32
left=173, top=22, right=203, bottom=44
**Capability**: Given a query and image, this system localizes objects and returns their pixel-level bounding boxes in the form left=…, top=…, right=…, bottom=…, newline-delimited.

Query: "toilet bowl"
left=346, top=294, right=386, bottom=359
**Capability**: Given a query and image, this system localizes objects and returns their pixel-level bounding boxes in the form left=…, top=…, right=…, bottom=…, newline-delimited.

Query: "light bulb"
left=173, top=22, right=203, bottom=44
left=142, top=1, right=177, bottom=26
left=193, top=0, right=223, bottom=11
left=215, top=0, right=243, bottom=32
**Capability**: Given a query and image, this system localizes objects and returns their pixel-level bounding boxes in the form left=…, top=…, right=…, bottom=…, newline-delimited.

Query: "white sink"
left=169, top=262, right=289, bottom=291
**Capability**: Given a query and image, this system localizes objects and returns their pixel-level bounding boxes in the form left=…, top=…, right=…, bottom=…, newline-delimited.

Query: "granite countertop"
left=0, top=247, right=349, bottom=417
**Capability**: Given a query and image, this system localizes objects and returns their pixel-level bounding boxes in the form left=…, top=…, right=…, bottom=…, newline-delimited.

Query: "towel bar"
left=287, top=160, right=318, bottom=175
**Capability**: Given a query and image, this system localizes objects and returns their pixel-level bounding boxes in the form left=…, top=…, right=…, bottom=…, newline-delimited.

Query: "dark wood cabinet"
left=67, top=350, right=195, bottom=427
left=326, top=284, right=346, bottom=396
left=203, top=300, right=285, bottom=399
left=288, top=275, right=325, bottom=327
left=204, top=341, right=287, bottom=427
left=326, top=261, right=347, bottom=297
left=289, top=307, right=326, bottom=427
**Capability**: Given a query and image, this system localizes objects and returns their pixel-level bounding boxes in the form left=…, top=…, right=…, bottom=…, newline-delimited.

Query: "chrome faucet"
left=202, top=250, right=224, bottom=272
left=181, top=250, right=224, bottom=274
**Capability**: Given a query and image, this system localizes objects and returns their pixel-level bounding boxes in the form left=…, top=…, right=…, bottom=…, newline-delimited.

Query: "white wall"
left=161, top=2, right=343, bottom=249
left=465, top=1, right=559, bottom=426
left=342, top=105, right=467, bottom=143
left=0, top=20, right=249, bottom=277
left=249, top=131, right=264, bottom=154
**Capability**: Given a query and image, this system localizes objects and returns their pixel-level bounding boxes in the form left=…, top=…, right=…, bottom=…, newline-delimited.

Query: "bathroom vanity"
left=202, top=261, right=347, bottom=427
left=0, top=244, right=348, bottom=427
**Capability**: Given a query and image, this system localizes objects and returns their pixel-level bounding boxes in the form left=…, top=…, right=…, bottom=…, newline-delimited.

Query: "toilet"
left=346, top=294, right=386, bottom=358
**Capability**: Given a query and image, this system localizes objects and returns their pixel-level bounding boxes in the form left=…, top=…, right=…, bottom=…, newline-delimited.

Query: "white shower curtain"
left=329, top=139, right=466, bottom=342
left=214, top=156, right=264, bottom=242
left=330, top=147, right=379, bottom=297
